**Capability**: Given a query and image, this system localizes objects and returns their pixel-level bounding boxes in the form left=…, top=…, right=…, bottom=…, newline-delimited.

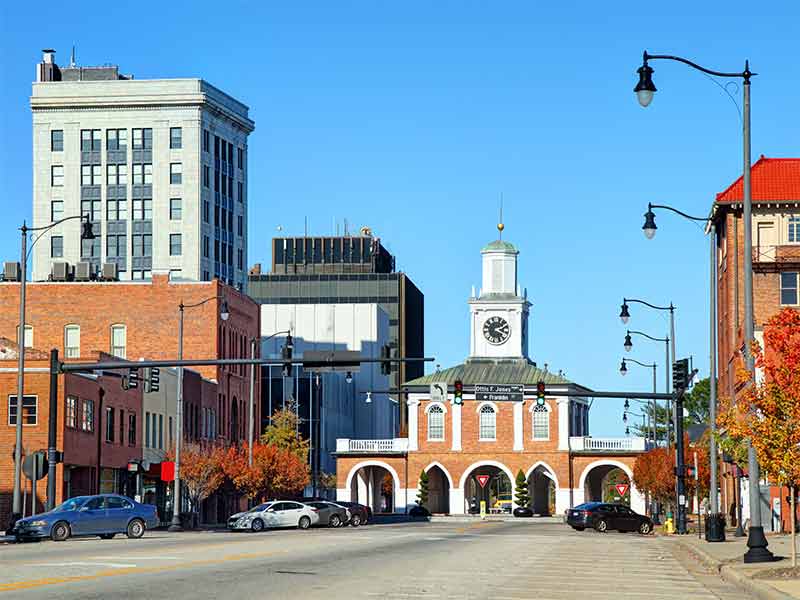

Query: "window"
left=781, top=272, right=798, bottom=305
left=132, top=164, right=152, bottom=185
left=51, top=165, right=64, bottom=187
left=8, top=395, right=37, bottom=426
left=132, top=199, right=152, bottom=221
left=16, top=325, right=33, bottom=348
left=128, top=413, right=136, bottom=446
left=110, top=324, right=127, bottom=358
left=478, top=404, right=496, bottom=440
left=145, top=411, right=151, bottom=448
left=105, top=406, right=115, bottom=442
left=81, top=199, right=101, bottom=222
left=80, top=399, right=93, bottom=432
left=107, top=129, right=127, bottom=150
left=107, top=164, right=128, bottom=185
left=65, top=396, right=77, bottom=428
left=203, top=200, right=210, bottom=223
left=170, top=198, right=182, bottom=220
left=170, top=127, right=182, bottom=149
left=51, top=236, right=63, bottom=258
left=203, top=130, right=210, bottom=153
left=532, top=404, right=549, bottom=440
left=170, top=163, right=182, bottom=184
left=119, top=408, right=124, bottom=445
left=169, top=416, right=173, bottom=446
left=427, top=404, right=445, bottom=441
left=237, top=215, right=243, bottom=236
left=789, top=217, right=800, bottom=243
left=81, top=235, right=101, bottom=260
left=81, top=129, right=101, bottom=151
left=237, top=249, right=243, bottom=270
left=237, top=182, right=243, bottom=203
left=203, top=165, right=210, bottom=188
left=237, top=147, right=244, bottom=168
left=51, top=130, right=63, bottom=152
left=170, top=234, right=182, bottom=256
left=51, top=200, right=64, bottom=222
left=132, top=128, right=152, bottom=149
left=203, top=235, right=210, bottom=258
left=64, top=325, right=80, bottom=358
left=107, top=199, right=127, bottom=221
left=169, top=269, right=182, bottom=280
left=159, top=414, right=164, bottom=449
left=107, top=234, right=125, bottom=258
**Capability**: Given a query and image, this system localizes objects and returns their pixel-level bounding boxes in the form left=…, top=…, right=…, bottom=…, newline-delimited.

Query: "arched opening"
left=463, top=465, right=512, bottom=514
left=426, top=464, right=451, bottom=514
left=527, top=465, right=556, bottom=516
left=349, top=464, right=395, bottom=514
left=583, top=465, right=631, bottom=506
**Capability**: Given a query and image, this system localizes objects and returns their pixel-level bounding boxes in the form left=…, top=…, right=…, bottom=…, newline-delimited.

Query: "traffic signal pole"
left=47, top=349, right=59, bottom=511
left=675, top=389, right=687, bottom=534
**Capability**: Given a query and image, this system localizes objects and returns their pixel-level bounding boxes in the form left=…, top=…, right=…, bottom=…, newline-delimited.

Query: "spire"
left=69, top=45, right=76, bottom=67
left=498, top=193, right=504, bottom=240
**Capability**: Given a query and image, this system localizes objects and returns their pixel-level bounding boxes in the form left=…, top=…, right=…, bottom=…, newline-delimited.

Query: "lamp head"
left=643, top=207, right=657, bottom=239
left=624, top=399, right=630, bottom=410
left=80, top=218, right=96, bottom=240
left=634, top=61, right=656, bottom=107
left=345, top=371, right=353, bottom=384
left=624, top=333, right=633, bottom=352
left=623, top=412, right=628, bottom=423
left=219, top=299, right=230, bottom=321
left=625, top=426, right=630, bottom=436
left=365, top=391, right=372, bottom=404
left=620, top=302, right=630, bottom=324
left=620, top=360, right=627, bottom=376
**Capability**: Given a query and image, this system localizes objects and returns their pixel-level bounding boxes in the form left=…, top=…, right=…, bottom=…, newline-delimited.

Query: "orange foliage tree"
left=166, top=443, right=226, bottom=516
left=718, top=307, right=800, bottom=566
left=633, top=446, right=675, bottom=509
left=222, top=442, right=309, bottom=501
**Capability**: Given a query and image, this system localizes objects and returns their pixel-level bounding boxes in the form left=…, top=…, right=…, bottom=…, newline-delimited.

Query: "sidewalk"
left=668, top=532, right=800, bottom=600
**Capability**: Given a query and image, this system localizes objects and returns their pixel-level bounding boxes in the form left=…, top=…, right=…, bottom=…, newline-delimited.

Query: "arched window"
left=532, top=404, right=550, bottom=440
left=479, top=404, right=496, bottom=441
left=110, top=324, right=127, bottom=358
left=427, top=404, right=445, bottom=441
left=64, top=324, right=80, bottom=358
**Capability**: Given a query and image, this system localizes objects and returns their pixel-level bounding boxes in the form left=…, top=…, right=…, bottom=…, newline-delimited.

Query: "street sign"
left=477, top=475, right=490, bottom=488
left=301, top=350, right=361, bottom=373
left=475, top=384, right=523, bottom=403
left=615, top=484, right=629, bottom=497
left=23, top=451, right=47, bottom=481
left=430, top=382, right=447, bottom=403
left=161, top=461, right=175, bottom=482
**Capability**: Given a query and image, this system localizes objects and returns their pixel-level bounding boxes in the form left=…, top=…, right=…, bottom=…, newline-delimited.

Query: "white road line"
left=27, top=561, right=137, bottom=568
left=90, top=555, right=180, bottom=560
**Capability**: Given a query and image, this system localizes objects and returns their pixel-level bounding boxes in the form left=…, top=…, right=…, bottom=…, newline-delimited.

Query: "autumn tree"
left=633, top=446, right=676, bottom=510
left=223, top=442, right=309, bottom=502
left=165, top=443, right=225, bottom=526
left=718, top=308, right=800, bottom=566
left=261, top=402, right=310, bottom=463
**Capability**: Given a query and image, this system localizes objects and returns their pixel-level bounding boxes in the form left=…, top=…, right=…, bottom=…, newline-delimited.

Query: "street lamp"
left=10, top=214, right=94, bottom=529
left=642, top=206, right=658, bottom=239
left=619, top=357, right=658, bottom=444
left=170, top=295, right=229, bottom=532
left=619, top=303, right=631, bottom=324
left=624, top=333, right=633, bottom=352
left=634, top=61, right=656, bottom=107
left=618, top=300, right=676, bottom=375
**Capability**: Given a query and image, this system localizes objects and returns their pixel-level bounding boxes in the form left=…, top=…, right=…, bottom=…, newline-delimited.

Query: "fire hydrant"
left=664, top=517, right=674, bottom=534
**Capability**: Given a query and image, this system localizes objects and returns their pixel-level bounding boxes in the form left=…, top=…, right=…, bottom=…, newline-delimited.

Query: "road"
left=0, top=521, right=752, bottom=599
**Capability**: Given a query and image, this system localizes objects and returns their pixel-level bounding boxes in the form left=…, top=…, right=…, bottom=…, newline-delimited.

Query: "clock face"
left=483, top=316, right=510, bottom=345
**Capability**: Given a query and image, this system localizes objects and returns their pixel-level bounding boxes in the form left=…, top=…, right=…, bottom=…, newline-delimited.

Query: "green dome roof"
left=481, top=239, right=517, bottom=252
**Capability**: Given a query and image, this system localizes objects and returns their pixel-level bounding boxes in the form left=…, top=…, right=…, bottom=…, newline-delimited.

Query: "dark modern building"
left=248, top=234, right=424, bottom=432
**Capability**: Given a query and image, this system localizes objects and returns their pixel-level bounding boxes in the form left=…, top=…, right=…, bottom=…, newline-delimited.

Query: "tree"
left=633, top=446, right=677, bottom=510
left=261, top=402, right=310, bottom=463
left=631, top=378, right=712, bottom=441
left=222, top=442, right=309, bottom=502
left=718, top=308, right=800, bottom=566
left=514, top=470, right=530, bottom=508
left=417, top=470, right=429, bottom=507
left=165, top=443, right=225, bottom=526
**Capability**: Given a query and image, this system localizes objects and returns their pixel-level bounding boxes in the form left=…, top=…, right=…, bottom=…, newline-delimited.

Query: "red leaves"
left=633, top=446, right=675, bottom=506
left=165, top=443, right=226, bottom=509
left=221, top=442, right=310, bottom=501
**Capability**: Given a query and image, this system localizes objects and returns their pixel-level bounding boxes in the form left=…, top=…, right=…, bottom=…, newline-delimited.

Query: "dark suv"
left=566, top=502, right=653, bottom=534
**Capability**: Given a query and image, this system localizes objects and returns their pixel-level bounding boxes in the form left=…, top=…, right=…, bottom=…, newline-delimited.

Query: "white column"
left=450, top=487, right=465, bottom=515
left=513, top=401, right=523, bottom=451
left=556, top=398, right=570, bottom=451
left=356, top=470, right=368, bottom=507
left=630, top=484, right=646, bottom=515
left=408, top=396, right=420, bottom=451
left=451, top=402, right=462, bottom=451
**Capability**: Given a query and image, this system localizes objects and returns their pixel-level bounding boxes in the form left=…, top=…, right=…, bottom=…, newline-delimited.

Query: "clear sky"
left=2, top=1, right=799, bottom=437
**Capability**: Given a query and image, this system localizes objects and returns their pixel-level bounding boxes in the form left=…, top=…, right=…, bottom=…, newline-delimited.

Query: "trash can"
left=705, top=513, right=726, bottom=542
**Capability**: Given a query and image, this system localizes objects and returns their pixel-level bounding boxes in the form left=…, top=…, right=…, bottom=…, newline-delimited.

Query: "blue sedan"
left=13, top=494, right=159, bottom=542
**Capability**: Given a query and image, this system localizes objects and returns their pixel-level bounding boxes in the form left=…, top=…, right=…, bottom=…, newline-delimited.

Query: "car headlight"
left=237, top=516, right=253, bottom=524
left=29, top=520, right=48, bottom=526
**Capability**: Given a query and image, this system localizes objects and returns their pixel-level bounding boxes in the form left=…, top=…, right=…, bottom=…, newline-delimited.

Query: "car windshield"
left=54, top=497, right=88, bottom=512
left=249, top=503, right=272, bottom=513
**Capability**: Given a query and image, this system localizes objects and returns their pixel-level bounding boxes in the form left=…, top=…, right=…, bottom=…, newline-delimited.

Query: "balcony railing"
left=335, top=438, right=409, bottom=454
left=569, top=436, right=646, bottom=453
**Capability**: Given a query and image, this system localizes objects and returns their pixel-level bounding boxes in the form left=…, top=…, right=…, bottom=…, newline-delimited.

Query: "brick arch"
left=424, top=461, right=454, bottom=488
left=457, top=460, right=514, bottom=490
left=344, top=460, right=402, bottom=496
left=525, top=461, right=560, bottom=490
left=578, top=459, right=633, bottom=491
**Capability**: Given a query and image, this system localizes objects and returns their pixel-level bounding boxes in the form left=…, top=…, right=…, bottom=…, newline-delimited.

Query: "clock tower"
left=468, top=225, right=530, bottom=360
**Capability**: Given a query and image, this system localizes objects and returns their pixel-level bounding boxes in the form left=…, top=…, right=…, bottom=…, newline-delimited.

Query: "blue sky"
left=2, top=1, right=799, bottom=436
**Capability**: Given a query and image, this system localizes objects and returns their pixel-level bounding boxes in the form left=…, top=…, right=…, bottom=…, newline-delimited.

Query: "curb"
left=673, top=538, right=795, bottom=600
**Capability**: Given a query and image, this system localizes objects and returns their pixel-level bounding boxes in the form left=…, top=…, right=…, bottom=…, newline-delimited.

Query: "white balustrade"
left=335, top=438, right=409, bottom=453
left=569, top=436, right=645, bottom=452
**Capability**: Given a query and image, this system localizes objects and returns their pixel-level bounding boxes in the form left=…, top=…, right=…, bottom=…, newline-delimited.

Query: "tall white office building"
left=30, top=49, right=255, bottom=289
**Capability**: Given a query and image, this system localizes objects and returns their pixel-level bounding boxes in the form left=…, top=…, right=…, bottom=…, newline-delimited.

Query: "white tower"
left=468, top=223, right=530, bottom=359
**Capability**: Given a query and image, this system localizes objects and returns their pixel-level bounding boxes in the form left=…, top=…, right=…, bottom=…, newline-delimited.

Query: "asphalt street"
left=0, top=521, right=753, bottom=599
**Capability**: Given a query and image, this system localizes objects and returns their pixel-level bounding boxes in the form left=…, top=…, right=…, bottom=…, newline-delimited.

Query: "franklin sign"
left=474, top=384, right=523, bottom=402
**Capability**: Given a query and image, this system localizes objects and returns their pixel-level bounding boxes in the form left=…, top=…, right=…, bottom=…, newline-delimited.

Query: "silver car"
left=228, top=501, right=320, bottom=532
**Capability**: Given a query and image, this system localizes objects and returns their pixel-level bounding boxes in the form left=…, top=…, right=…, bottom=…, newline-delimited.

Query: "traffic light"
left=380, top=344, right=391, bottom=376
left=149, top=367, right=160, bottom=393
left=454, top=380, right=464, bottom=405
left=128, top=367, right=139, bottom=389
left=672, top=358, right=689, bottom=392
left=686, top=465, right=696, bottom=478
left=281, top=334, right=294, bottom=377
left=536, top=380, right=546, bottom=406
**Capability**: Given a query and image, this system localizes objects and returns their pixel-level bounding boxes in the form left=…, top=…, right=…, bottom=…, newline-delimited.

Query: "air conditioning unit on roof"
left=101, top=262, right=118, bottom=281
left=51, top=262, right=69, bottom=281
left=75, top=262, right=92, bottom=281
left=3, top=262, right=21, bottom=282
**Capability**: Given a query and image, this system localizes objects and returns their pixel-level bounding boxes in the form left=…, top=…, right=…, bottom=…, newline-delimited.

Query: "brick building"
left=336, top=230, right=647, bottom=515
left=711, top=156, right=800, bottom=529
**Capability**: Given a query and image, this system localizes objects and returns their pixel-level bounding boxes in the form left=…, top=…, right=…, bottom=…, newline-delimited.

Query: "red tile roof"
left=716, top=156, right=800, bottom=203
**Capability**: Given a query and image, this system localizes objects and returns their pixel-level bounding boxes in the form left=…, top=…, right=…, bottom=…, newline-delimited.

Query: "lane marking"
left=27, top=562, right=137, bottom=569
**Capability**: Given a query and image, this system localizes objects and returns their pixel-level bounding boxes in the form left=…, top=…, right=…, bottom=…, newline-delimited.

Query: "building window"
left=105, top=406, right=115, bottom=442
left=81, top=399, right=94, bottom=432
left=203, top=130, right=210, bottom=153
left=8, top=395, right=37, bottom=426
left=170, top=127, right=182, bottom=149
left=110, top=324, right=127, bottom=358
left=237, top=215, right=243, bottom=236
left=789, top=217, right=800, bottom=243
left=51, top=130, right=63, bottom=152
left=203, top=165, right=210, bottom=188
left=51, top=165, right=64, bottom=187
left=66, top=396, right=77, bottom=428
left=51, top=236, right=63, bottom=258
left=237, top=182, right=243, bottom=203
left=132, top=128, right=152, bottom=150
left=159, top=414, right=164, bottom=449
left=170, top=163, right=182, bottom=185
left=169, top=416, right=174, bottom=446
left=170, top=198, right=182, bottom=220
left=131, top=232, right=153, bottom=256
left=128, top=413, right=136, bottom=446
left=107, top=234, right=125, bottom=258
left=237, top=147, right=244, bottom=168
left=64, top=324, right=80, bottom=358
left=51, top=200, right=64, bottom=222
left=532, top=404, right=550, bottom=440
left=203, top=235, right=210, bottom=258
left=203, top=200, right=210, bottom=223
left=170, top=234, right=182, bottom=256
left=132, top=164, right=152, bottom=185
left=132, top=199, right=152, bottom=221
left=119, top=408, right=124, bottom=445
left=107, top=164, right=128, bottom=185
left=169, top=269, right=182, bottom=280
left=237, top=248, right=243, bottom=270
left=81, top=199, right=101, bottom=222
left=145, top=412, right=151, bottom=448
left=107, top=200, right=127, bottom=221
left=81, top=235, right=101, bottom=259
left=16, top=325, right=33, bottom=348
left=478, top=404, right=496, bottom=441
left=81, top=129, right=101, bottom=151
left=80, top=165, right=101, bottom=186
left=427, top=404, right=445, bottom=441
left=107, top=129, right=127, bottom=150
left=781, top=272, right=798, bottom=305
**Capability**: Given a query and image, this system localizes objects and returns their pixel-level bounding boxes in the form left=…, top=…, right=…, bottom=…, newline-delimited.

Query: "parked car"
left=306, top=501, right=348, bottom=527
left=13, top=494, right=159, bottom=542
left=228, top=501, right=320, bottom=532
left=493, top=494, right=513, bottom=513
left=334, top=501, right=370, bottom=526
left=566, top=502, right=653, bottom=534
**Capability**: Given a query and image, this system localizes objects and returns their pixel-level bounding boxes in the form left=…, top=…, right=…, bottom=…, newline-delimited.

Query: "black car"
left=306, top=501, right=348, bottom=528
left=566, top=502, right=653, bottom=534
left=335, top=501, right=370, bottom=526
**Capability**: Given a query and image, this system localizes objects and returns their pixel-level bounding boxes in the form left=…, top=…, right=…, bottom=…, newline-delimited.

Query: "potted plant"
left=409, top=470, right=431, bottom=517
left=513, top=469, right=533, bottom=517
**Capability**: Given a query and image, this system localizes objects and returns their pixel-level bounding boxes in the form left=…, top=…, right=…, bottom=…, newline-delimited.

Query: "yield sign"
left=476, top=475, right=490, bottom=488
left=615, top=484, right=629, bottom=497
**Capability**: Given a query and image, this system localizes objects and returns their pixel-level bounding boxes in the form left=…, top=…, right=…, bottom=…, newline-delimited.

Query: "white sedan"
left=228, top=500, right=320, bottom=532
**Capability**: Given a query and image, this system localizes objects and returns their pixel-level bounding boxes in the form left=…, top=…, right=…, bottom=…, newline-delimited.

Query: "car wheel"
left=126, top=519, right=145, bottom=539
left=298, top=516, right=311, bottom=530
left=350, top=514, right=362, bottom=527
left=594, top=519, right=608, bottom=533
left=571, top=526, right=585, bottom=531
left=99, top=533, right=115, bottom=540
left=251, top=519, right=264, bottom=532
left=329, top=514, right=342, bottom=528
left=51, top=521, right=71, bottom=542
left=638, top=521, right=653, bottom=535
